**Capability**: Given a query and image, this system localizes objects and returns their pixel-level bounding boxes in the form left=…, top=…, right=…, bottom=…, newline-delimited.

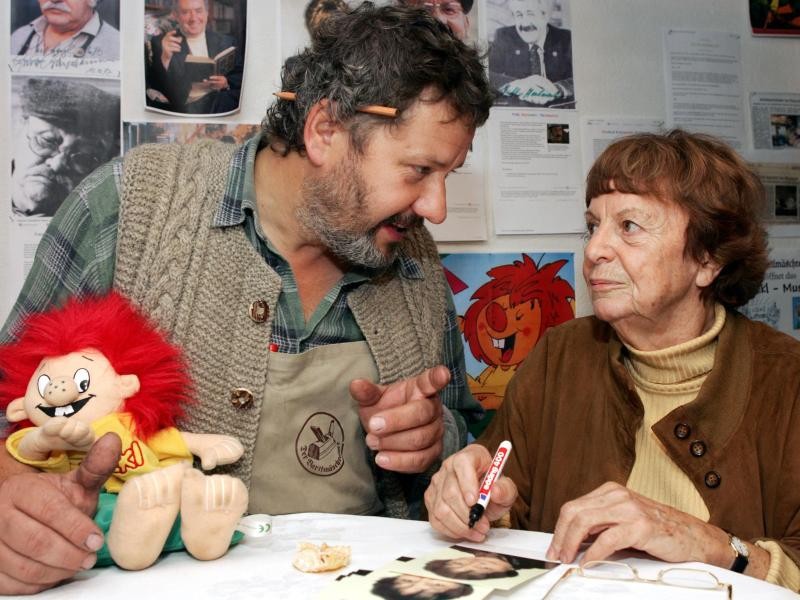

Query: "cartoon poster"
left=441, top=252, right=575, bottom=437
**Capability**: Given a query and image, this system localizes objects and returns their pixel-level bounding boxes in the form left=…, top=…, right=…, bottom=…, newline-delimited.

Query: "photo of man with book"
left=145, top=0, right=245, bottom=115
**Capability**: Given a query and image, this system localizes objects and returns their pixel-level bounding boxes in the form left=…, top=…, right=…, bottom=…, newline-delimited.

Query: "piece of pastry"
left=292, top=542, right=351, bottom=573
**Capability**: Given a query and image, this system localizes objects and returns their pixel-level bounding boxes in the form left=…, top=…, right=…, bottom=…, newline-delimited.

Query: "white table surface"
left=20, top=513, right=798, bottom=599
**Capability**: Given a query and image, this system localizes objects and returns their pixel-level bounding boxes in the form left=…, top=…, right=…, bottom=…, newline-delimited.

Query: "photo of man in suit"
left=488, top=0, right=574, bottom=108
left=145, top=0, right=244, bottom=115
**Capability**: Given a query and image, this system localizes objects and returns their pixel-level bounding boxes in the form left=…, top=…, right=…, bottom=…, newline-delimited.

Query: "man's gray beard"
left=297, top=164, right=398, bottom=271
left=299, top=211, right=396, bottom=270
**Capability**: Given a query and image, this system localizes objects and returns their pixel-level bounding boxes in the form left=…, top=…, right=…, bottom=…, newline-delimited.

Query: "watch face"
left=731, top=535, right=749, bottom=557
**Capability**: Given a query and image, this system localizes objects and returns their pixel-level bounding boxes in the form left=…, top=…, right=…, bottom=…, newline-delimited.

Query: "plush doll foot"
left=108, top=462, right=188, bottom=570
left=180, top=469, right=248, bottom=561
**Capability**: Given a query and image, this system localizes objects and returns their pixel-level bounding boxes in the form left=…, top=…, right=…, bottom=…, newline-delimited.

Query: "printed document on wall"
left=427, top=131, right=489, bottom=241
left=490, top=108, right=583, bottom=235
left=580, top=117, right=664, bottom=175
left=663, top=29, right=745, bottom=149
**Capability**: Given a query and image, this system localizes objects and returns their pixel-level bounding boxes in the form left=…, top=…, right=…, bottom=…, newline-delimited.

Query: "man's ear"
left=118, top=374, right=141, bottom=400
left=6, top=398, right=28, bottom=423
left=303, top=99, right=346, bottom=167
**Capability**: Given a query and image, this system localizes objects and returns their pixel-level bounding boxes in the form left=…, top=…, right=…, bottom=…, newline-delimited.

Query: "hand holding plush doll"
left=0, top=292, right=248, bottom=571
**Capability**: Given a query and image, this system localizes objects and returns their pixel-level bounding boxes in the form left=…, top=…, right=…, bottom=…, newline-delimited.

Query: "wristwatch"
left=728, top=534, right=750, bottom=573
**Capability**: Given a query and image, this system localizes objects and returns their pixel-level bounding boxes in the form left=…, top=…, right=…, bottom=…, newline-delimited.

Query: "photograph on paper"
left=317, top=556, right=494, bottom=599
left=123, top=121, right=259, bottom=152
left=10, top=75, right=120, bottom=219
left=10, top=0, right=120, bottom=76
left=750, top=161, right=800, bottom=223
left=751, top=93, right=800, bottom=150
left=770, top=115, right=800, bottom=148
left=392, top=544, right=553, bottom=591
left=487, top=0, right=575, bottom=109
left=144, top=0, right=246, bottom=116
left=318, top=569, right=492, bottom=600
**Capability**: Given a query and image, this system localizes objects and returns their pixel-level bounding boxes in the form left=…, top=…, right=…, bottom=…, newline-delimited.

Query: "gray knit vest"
left=114, top=140, right=448, bottom=517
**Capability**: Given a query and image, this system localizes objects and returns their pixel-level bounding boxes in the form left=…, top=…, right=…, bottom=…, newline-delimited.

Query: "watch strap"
left=728, top=534, right=749, bottom=573
left=730, top=552, right=748, bottom=573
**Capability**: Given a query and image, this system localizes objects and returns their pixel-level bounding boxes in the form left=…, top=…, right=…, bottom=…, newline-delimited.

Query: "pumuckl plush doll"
left=0, top=292, right=248, bottom=570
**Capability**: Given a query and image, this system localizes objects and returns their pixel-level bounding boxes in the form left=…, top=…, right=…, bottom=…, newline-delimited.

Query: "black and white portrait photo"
left=488, top=0, right=575, bottom=108
left=10, top=76, right=120, bottom=218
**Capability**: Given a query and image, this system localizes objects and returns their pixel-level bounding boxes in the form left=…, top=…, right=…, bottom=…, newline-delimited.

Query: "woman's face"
left=392, top=574, right=466, bottom=597
left=582, top=191, right=719, bottom=350
left=446, top=555, right=512, bottom=577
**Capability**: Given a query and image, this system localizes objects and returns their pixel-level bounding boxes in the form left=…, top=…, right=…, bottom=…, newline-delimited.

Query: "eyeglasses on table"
left=541, top=560, right=733, bottom=599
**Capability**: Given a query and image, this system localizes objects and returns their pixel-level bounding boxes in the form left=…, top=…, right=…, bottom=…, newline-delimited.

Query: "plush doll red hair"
left=0, top=291, right=190, bottom=438
left=0, top=292, right=248, bottom=570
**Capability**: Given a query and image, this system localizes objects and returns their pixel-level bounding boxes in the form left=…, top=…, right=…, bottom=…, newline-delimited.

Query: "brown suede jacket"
left=480, top=311, right=800, bottom=566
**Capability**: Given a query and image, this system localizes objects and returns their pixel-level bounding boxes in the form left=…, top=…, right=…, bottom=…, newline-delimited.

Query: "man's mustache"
left=386, top=214, right=423, bottom=229
left=518, top=23, right=540, bottom=33
left=41, top=1, right=72, bottom=13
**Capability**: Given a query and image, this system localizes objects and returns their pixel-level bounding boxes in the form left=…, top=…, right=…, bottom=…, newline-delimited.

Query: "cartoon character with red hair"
left=462, top=254, right=574, bottom=409
left=0, top=292, right=247, bottom=570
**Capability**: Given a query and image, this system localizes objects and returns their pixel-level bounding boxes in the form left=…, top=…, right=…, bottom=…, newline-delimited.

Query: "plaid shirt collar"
left=212, top=132, right=424, bottom=281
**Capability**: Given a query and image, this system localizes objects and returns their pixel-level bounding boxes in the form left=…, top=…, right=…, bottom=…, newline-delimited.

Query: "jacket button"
left=674, top=423, right=691, bottom=439
left=704, top=471, right=721, bottom=488
left=249, top=300, right=269, bottom=323
left=690, top=440, right=707, bottom=457
left=230, top=388, right=254, bottom=408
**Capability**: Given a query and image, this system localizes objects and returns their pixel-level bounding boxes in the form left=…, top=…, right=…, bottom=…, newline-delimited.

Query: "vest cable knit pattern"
left=114, top=141, right=447, bottom=518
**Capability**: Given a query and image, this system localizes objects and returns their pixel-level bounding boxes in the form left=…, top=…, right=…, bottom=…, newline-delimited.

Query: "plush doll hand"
left=16, top=417, right=96, bottom=460
left=182, top=432, right=245, bottom=470
left=43, top=416, right=95, bottom=445
left=43, top=416, right=95, bottom=450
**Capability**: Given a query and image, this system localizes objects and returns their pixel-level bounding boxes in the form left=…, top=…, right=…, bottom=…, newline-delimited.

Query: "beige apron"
left=248, top=341, right=383, bottom=515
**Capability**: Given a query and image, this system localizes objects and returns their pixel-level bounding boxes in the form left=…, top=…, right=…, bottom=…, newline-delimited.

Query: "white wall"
left=1, top=0, right=799, bottom=322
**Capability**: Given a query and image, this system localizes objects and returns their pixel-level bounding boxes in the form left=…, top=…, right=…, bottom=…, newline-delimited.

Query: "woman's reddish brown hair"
left=586, top=129, right=769, bottom=308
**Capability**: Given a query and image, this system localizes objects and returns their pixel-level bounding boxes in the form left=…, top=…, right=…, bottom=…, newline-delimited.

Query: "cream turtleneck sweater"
left=623, top=304, right=799, bottom=588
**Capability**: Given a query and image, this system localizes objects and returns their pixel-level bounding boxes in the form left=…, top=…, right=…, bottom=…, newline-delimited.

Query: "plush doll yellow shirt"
left=6, top=412, right=192, bottom=493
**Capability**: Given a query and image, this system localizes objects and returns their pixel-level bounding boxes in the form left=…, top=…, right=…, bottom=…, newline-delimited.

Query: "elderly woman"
left=425, top=130, right=800, bottom=590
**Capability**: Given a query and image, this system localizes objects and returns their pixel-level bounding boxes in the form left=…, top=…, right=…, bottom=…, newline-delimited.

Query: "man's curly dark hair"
left=262, top=2, right=493, bottom=155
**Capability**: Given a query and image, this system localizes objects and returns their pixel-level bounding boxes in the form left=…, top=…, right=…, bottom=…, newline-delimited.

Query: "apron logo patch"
left=296, top=412, right=345, bottom=476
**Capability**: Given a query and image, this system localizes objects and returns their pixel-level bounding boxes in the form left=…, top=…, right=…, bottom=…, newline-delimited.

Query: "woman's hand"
left=425, top=444, right=517, bottom=543
left=545, top=481, right=768, bottom=578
